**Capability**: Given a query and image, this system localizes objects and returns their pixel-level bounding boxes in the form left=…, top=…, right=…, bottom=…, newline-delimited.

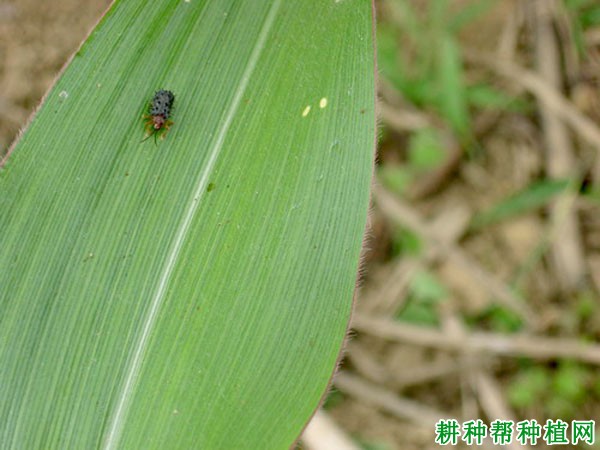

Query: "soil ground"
left=0, top=0, right=111, bottom=152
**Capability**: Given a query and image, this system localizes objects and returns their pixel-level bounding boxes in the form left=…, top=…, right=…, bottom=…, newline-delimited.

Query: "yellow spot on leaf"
left=302, top=105, right=311, bottom=117
left=319, top=97, right=328, bottom=108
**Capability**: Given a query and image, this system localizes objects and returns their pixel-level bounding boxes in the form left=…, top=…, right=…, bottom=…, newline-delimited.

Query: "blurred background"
left=2, top=0, right=600, bottom=449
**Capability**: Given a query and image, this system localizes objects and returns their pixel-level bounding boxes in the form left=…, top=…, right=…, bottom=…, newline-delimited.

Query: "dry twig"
left=532, top=0, right=586, bottom=291
left=301, top=410, right=361, bottom=450
left=352, top=314, right=600, bottom=365
left=464, top=49, right=600, bottom=156
left=373, top=185, right=536, bottom=325
left=378, top=86, right=463, bottom=199
left=474, top=372, right=531, bottom=450
left=334, top=372, right=449, bottom=427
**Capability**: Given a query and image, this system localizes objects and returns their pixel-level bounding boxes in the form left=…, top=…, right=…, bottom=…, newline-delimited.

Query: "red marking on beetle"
left=142, top=89, right=175, bottom=144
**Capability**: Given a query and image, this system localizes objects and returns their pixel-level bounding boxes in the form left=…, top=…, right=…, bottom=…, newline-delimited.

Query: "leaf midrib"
left=101, top=1, right=283, bottom=447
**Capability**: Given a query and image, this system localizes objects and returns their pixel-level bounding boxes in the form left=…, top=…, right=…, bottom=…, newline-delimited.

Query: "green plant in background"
left=467, top=305, right=524, bottom=333
left=508, top=361, right=593, bottom=419
left=0, top=1, right=375, bottom=448
left=470, top=179, right=571, bottom=231
left=378, top=0, right=501, bottom=138
left=378, top=164, right=413, bottom=195
left=397, top=269, right=447, bottom=326
left=390, top=227, right=422, bottom=258
left=357, top=440, right=392, bottom=450
left=564, top=0, right=600, bottom=54
left=508, top=365, right=551, bottom=410
left=376, top=0, right=533, bottom=208
left=378, top=127, right=446, bottom=196
left=377, top=0, right=532, bottom=167
left=408, top=127, right=446, bottom=171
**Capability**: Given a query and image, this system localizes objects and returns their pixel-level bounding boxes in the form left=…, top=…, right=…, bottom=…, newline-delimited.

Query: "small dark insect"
left=142, top=89, right=175, bottom=143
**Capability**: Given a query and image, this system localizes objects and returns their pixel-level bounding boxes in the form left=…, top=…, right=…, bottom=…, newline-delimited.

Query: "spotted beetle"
left=142, top=89, right=175, bottom=143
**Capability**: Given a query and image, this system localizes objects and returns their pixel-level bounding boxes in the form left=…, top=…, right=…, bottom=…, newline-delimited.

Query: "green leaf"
left=391, top=227, right=422, bottom=257
left=436, top=35, right=469, bottom=136
left=395, top=270, right=446, bottom=326
left=408, top=127, right=445, bottom=170
left=470, top=179, right=570, bottom=230
left=409, top=270, right=447, bottom=304
left=377, top=23, right=403, bottom=86
left=508, top=366, right=550, bottom=409
left=397, top=302, right=439, bottom=326
left=552, top=362, right=588, bottom=403
left=0, top=1, right=375, bottom=448
left=448, top=0, right=497, bottom=32
left=466, top=83, right=530, bottom=113
left=386, top=0, right=420, bottom=44
left=469, top=305, right=524, bottom=333
left=581, top=7, right=600, bottom=27
left=378, top=164, right=412, bottom=195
